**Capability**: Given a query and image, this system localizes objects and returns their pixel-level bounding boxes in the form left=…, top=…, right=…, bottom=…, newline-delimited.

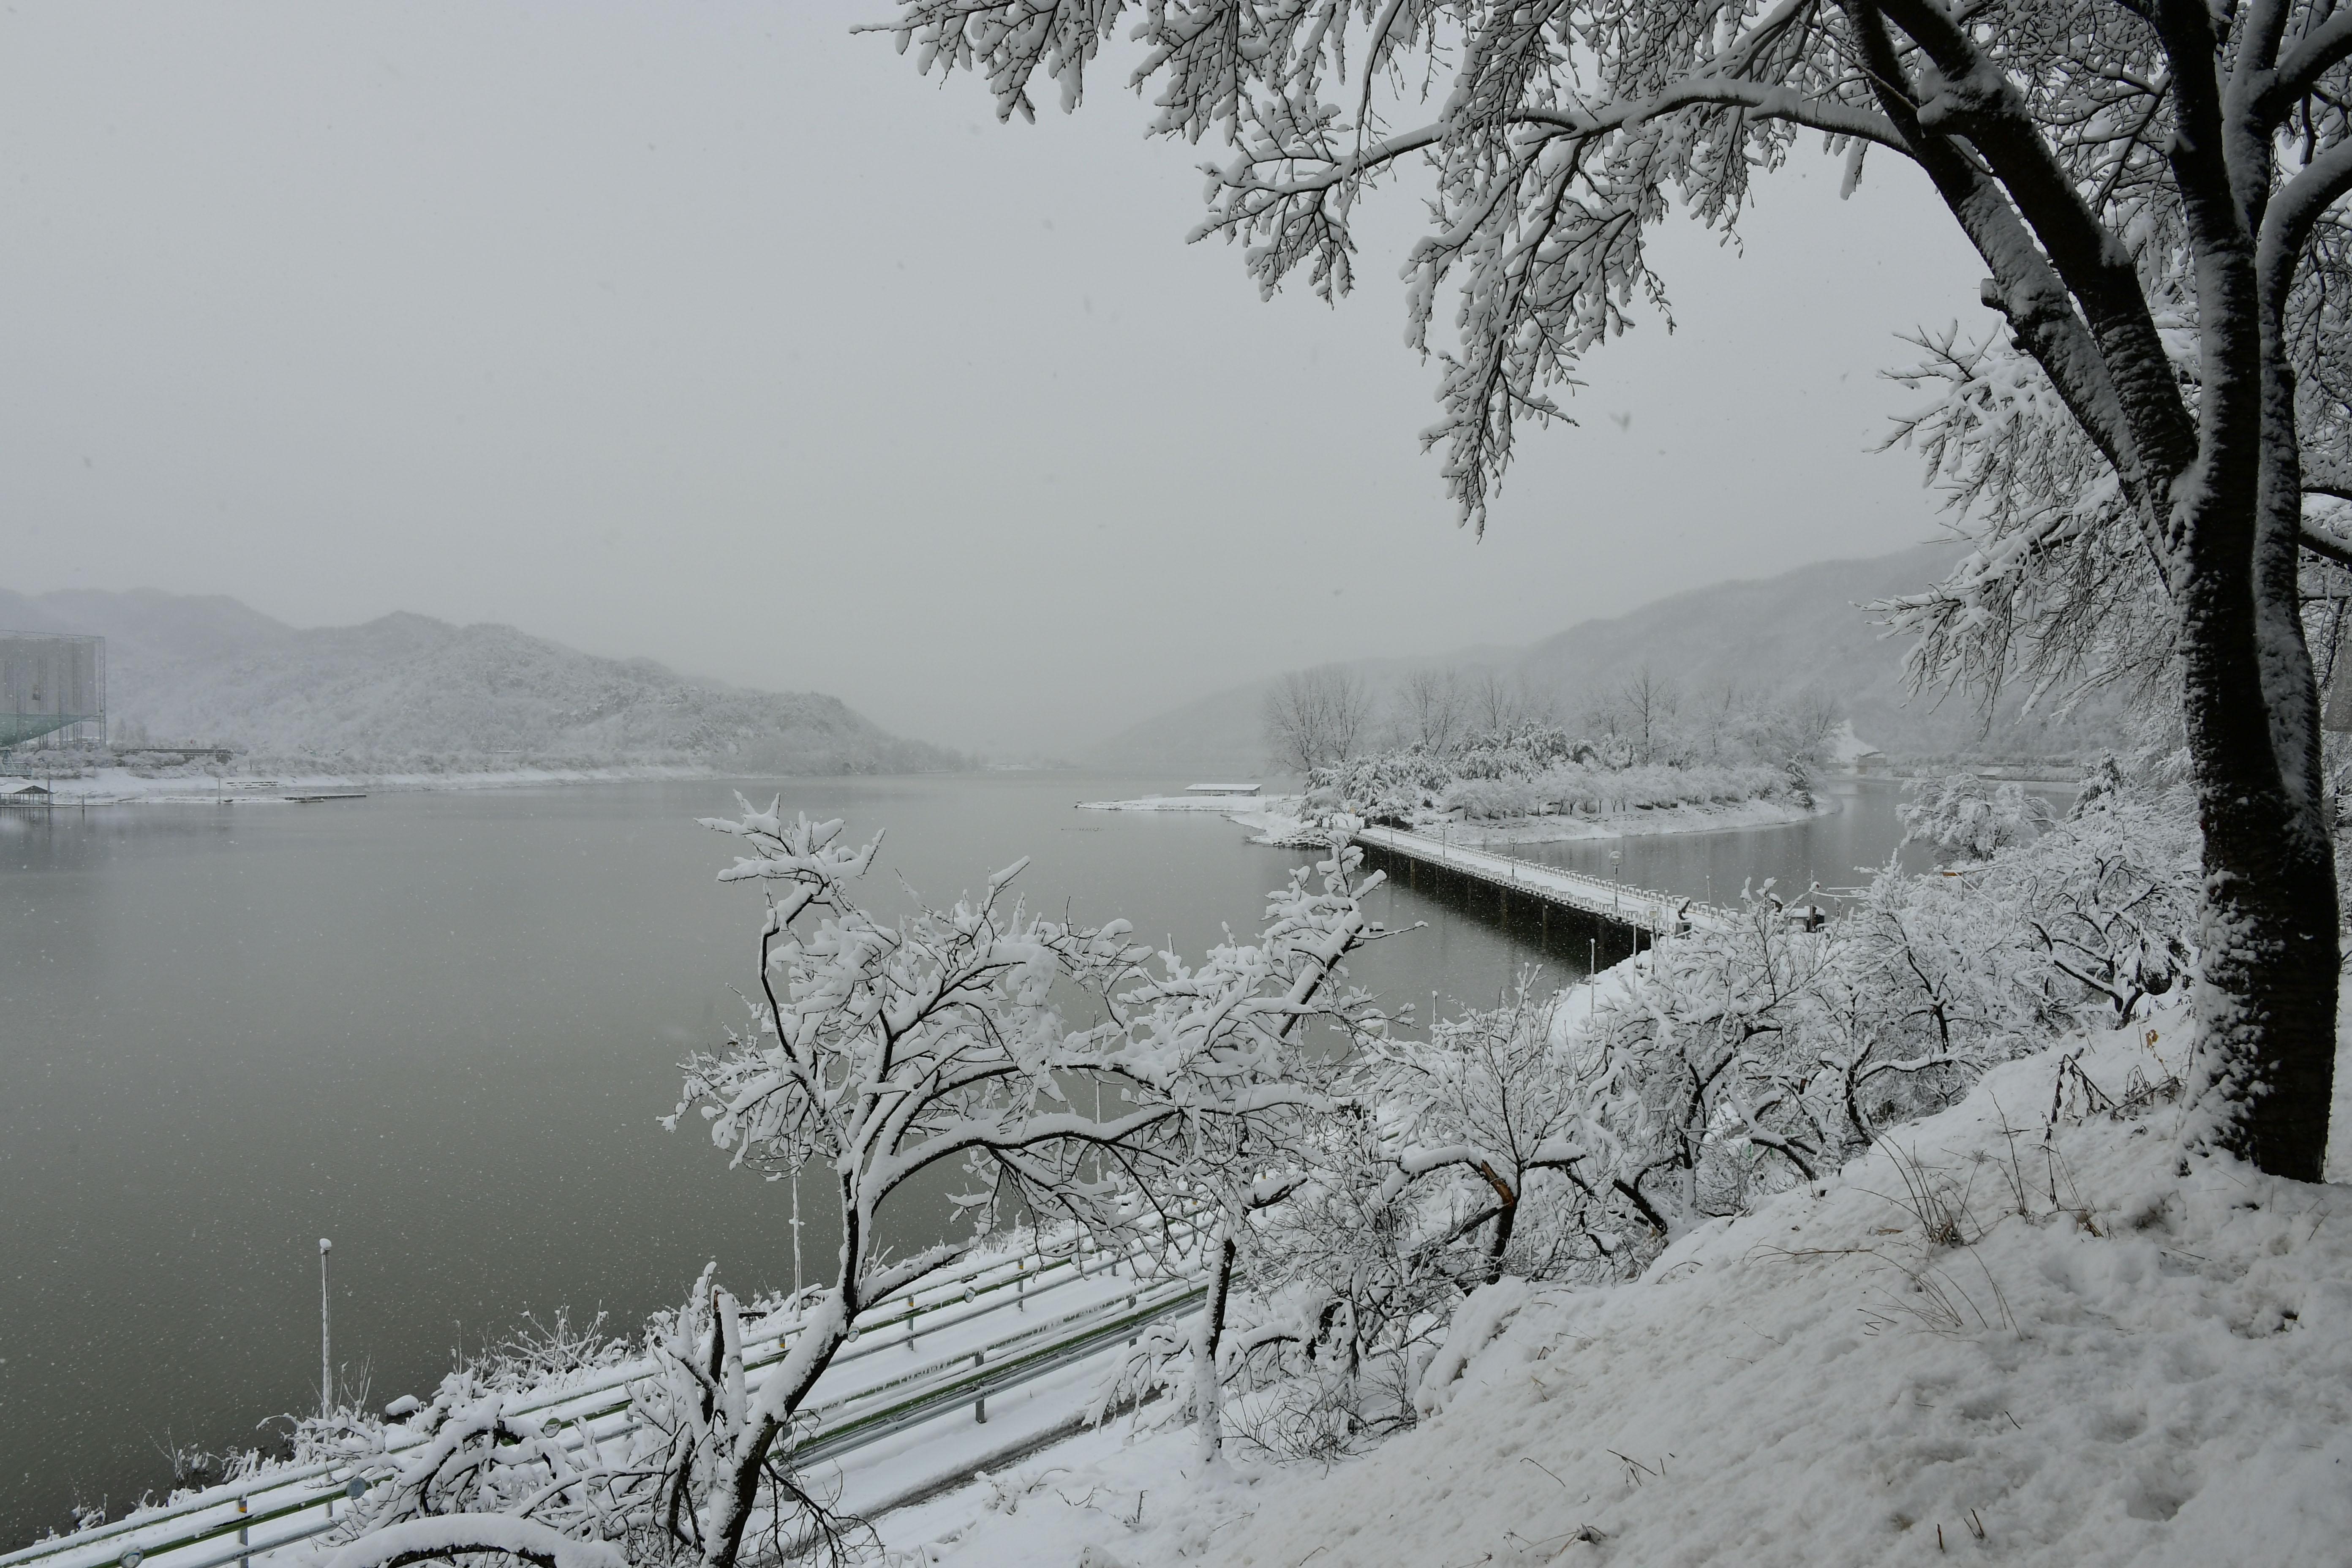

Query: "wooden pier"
left=1351, top=825, right=1732, bottom=968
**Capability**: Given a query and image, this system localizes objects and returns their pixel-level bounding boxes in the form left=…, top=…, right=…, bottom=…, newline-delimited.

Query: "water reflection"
left=1507, top=778, right=2076, bottom=909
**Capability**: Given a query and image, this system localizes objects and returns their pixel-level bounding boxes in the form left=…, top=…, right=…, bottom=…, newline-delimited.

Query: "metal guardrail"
left=68, top=1281, right=1208, bottom=1568
left=794, top=1280, right=1203, bottom=1469
left=5, top=1217, right=1210, bottom=1568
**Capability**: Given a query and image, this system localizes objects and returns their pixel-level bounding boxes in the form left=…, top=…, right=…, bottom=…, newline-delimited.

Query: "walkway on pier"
left=1352, top=825, right=1734, bottom=936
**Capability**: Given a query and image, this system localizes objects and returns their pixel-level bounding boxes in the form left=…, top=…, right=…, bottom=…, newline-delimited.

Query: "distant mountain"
left=1087, top=543, right=2126, bottom=774
left=1511, top=541, right=2123, bottom=758
left=0, top=588, right=962, bottom=774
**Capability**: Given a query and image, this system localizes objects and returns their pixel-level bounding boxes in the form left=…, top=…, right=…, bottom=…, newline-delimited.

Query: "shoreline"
left=1221, top=793, right=1838, bottom=850
left=6, top=762, right=721, bottom=805
left=1451, top=793, right=1838, bottom=848
left=1076, top=792, right=1303, bottom=814
left=0, top=762, right=992, bottom=806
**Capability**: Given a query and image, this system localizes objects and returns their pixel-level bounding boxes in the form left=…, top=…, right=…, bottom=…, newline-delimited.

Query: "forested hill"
left=1507, top=539, right=2109, bottom=758
left=1089, top=541, right=2126, bottom=774
left=0, top=588, right=962, bottom=774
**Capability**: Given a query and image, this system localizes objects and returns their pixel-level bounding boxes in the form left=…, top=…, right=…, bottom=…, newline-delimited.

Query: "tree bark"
left=2175, top=481, right=2339, bottom=1182
left=1192, top=1227, right=1240, bottom=1465
left=2158, top=11, right=2341, bottom=1183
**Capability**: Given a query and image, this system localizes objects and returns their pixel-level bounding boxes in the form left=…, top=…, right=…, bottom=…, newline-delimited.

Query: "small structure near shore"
left=1184, top=781, right=1260, bottom=797
left=0, top=778, right=52, bottom=808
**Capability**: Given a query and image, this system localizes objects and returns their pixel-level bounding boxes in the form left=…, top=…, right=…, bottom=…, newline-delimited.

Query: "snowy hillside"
left=1511, top=540, right=2121, bottom=760
left=884, top=1021, right=2352, bottom=1566
left=1089, top=543, right=2130, bottom=775
left=0, top=588, right=961, bottom=773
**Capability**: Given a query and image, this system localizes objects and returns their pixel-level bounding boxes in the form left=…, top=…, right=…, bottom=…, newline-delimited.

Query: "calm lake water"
left=0, top=772, right=1603, bottom=1541
left=1511, top=778, right=1946, bottom=905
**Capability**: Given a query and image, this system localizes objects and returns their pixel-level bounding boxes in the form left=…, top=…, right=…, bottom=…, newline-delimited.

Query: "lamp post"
left=318, top=1238, right=332, bottom=1418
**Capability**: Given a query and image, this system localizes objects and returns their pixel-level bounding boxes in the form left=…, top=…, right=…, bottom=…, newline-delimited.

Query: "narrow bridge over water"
left=1350, top=825, right=1734, bottom=971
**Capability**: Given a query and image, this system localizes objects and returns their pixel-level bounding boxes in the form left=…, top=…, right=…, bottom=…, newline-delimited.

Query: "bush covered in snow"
left=1307, top=725, right=1790, bottom=826
left=1129, top=761, right=2200, bottom=1464
left=1446, top=761, right=1788, bottom=820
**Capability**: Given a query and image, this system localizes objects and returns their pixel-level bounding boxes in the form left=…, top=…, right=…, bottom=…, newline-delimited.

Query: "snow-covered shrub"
left=1364, top=980, right=1641, bottom=1285
left=1572, top=768, right=2194, bottom=1240
left=1452, top=724, right=1588, bottom=780
left=1105, top=984, right=1617, bottom=1461
left=1307, top=749, right=1454, bottom=825
left=1966, top=782, right=2197, bottom=1024
left=1899, top=772, right=2050, bottom=863
left=1446, top=776, right=1537, bottom=819
left=1446, top=762, right=1784, bottom=819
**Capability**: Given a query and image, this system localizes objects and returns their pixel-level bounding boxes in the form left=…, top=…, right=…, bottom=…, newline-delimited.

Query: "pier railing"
left=1352, top=825, right=1740, bottom=934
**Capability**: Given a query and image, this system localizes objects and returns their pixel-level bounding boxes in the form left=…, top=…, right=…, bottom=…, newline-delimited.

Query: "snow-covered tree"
left=874, top=0, right=2352, bottom=1179
left=1366, top=979, right=1647, bottom=1281
left=298, top=814, right=1390, bottom=1565
left=666, top=805, right=1385, bottom=1558
left=1899, top=772, right=2051, bottom=863
left=1105, top=980, right=1640, bottom=1459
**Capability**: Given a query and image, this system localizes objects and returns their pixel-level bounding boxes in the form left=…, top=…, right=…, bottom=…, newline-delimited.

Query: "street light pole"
left=318, top=1238, right=332, bottom=1418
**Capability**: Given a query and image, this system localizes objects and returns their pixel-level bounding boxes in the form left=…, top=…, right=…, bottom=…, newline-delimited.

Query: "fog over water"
left=0, top=4, right=1987, bottom=757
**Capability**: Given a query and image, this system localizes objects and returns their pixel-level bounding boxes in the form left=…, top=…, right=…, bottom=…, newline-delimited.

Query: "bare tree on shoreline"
left=1263, top=665, right=1376, bottom=774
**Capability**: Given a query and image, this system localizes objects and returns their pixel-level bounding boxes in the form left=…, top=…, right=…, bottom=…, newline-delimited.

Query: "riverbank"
left=1204, top=794, right=1835, bottom=851
left=5, top=762, right=779, bottom=806
left=1075, top=792, right=1303, bottom=813
left=0, top=772, right=1557, bottom=1541
left=1452, top=792, right=1837, bottom=847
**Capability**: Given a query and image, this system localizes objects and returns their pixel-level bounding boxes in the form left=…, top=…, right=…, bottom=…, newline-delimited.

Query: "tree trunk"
left=1191, top=1227, right=1239, bottom=1466
left=2173, top=358, right=2340, bottom=1181
left=703, top=1185, right=863, bottom=1568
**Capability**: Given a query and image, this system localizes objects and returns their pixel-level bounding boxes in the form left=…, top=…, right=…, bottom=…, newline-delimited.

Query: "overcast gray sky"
left=1, top=3, right=1987, bottom=757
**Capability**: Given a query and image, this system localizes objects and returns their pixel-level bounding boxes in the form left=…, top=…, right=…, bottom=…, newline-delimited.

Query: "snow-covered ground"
left=879, top=1014, right=2352, bottom=1566
left=1454, top=793, right=1835, bottom=848
left=1075, top=794, right=1827, bottom=851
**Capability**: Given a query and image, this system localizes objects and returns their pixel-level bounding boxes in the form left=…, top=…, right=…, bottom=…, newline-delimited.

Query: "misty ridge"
left=1093, top=540, right=2132, bottom=775
left=10, top=542, right=2127, bottom=784
left=0, top=586, right=960, bottom=775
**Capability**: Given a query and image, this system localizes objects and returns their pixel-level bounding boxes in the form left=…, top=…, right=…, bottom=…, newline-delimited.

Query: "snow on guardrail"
left=5, top=1215, right=1210, bottom=1568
